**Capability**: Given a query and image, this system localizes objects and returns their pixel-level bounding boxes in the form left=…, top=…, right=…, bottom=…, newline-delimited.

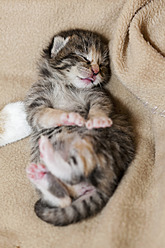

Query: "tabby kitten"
left=25, top=29, right=135, bottom=226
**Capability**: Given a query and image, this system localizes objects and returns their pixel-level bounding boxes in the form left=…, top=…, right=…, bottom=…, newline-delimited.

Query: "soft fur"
left=25, top=29, right=135, bottom=226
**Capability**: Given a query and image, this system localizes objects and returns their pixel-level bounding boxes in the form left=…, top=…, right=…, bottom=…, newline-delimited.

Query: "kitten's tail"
left=0, top=101, right=31, bottom=147
left=35, top=190, right=109, bottom=226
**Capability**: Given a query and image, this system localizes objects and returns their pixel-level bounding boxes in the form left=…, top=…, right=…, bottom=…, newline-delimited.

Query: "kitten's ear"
left=51, top=36, right=70, bottom=57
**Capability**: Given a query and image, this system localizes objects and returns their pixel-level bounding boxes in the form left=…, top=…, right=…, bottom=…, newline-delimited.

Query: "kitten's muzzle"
left=91, top=64, right=100, bottom=76
left=78, top=64, right=100, bottom=84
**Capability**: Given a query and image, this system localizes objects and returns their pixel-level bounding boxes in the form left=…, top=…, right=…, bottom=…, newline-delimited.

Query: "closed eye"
left=77, top=54, right=91, bottom=64
left=82, top=56, right=91, bottom=65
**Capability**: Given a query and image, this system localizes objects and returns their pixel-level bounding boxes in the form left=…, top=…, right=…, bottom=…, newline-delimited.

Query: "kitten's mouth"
left=79, top=76, right=96, bottom=84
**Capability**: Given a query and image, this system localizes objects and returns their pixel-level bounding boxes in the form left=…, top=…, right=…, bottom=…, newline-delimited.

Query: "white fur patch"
left=0, top=101, right=31, bottom=146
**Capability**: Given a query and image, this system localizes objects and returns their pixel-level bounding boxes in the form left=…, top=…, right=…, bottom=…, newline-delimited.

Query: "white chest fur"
left=52, top=85, right=87, bottom=112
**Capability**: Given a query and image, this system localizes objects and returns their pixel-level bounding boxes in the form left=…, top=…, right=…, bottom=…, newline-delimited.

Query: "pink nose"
left=91, top=64, right=99, bottom=75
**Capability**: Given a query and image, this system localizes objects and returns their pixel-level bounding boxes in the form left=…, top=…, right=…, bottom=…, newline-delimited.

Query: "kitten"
left=25, top=29, right=135, bottom=226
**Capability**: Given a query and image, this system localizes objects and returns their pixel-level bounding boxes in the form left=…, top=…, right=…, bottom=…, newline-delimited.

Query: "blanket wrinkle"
left=111, top=0, right=165, bottom=113
left=0, top=0, right=165, bottom=247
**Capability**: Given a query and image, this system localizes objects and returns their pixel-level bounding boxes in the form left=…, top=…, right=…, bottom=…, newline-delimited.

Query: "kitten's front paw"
left=60, top=112, right=85, bottom=127
left=86, top=117, right=113, bottom=129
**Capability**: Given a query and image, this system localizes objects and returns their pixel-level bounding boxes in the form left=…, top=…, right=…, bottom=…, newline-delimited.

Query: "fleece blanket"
left=0, top=0, right=165, bottom=247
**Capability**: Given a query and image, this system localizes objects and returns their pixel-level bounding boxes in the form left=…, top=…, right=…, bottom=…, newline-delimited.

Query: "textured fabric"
left=0, top=0, right=165, bottom=247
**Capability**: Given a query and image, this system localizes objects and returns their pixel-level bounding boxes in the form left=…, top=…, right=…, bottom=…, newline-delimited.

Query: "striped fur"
left=25, top=29, right=135, bottom=226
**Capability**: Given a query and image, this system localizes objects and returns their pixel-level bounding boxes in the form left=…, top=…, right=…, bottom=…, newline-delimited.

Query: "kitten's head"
left=41, top=29, right=110, bottom=88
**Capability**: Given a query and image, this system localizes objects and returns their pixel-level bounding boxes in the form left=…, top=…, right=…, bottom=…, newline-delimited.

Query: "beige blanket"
left=0, top=0, right=165, bottom=247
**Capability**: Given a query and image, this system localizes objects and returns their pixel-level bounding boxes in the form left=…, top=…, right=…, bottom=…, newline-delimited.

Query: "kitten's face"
left=66, top=46, right=109, bottom=89
left=44, top=30, right=110, bottom=88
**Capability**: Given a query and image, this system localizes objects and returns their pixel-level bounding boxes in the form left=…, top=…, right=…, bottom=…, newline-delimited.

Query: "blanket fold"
left=111, top=0, right=165, bottom=113
left=0, top=0, right=165, bottom=247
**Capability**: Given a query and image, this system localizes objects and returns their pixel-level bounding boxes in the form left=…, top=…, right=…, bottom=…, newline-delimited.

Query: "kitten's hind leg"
left=39, top=135, right=97, bottom=183
left=26, top=163, right=71, bottom=207
left=39, top=135, right=76, bottom=182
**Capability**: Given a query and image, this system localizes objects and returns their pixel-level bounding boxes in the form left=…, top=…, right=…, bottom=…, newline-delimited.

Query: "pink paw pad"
left=26, top=163, right=47, bottom=181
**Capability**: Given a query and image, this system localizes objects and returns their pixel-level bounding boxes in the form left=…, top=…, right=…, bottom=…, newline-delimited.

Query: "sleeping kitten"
left=25, top=29, right=135, bottom=226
